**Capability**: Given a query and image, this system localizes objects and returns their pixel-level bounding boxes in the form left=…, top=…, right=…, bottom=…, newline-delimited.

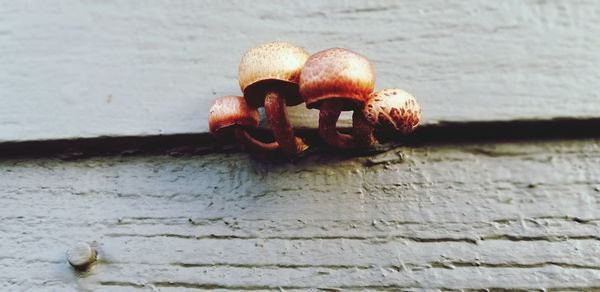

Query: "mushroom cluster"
left=208, top=42, right=421, bottom=159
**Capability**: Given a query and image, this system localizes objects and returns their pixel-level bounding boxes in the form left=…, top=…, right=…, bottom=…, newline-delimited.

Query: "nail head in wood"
left=67, top=242, right=97, bottom=270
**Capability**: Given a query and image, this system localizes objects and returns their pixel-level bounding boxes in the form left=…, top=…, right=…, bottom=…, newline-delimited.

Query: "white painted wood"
left=1, top=0, right=599, bottom=142
left=2, top=139, right=600, bottom=289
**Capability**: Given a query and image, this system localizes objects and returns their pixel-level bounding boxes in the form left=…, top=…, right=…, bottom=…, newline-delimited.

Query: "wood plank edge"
left=1, top=117, right=599, bottom=159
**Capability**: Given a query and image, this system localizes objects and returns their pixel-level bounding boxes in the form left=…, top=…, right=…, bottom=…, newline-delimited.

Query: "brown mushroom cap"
left=208, top=96, right=260, bottom=135
left=363, top=88, right=421, bottom=134
left=300, top=48, right=375, bottom=111
left=239, top=42, right=309, bottom=108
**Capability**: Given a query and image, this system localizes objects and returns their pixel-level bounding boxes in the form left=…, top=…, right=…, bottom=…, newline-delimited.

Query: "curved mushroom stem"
left=319, top=100, right=375, bottom=149
left=234, top=127, right=280, bottom=154
left=264, top=91, right=309, bottom=158
left=234, top=127, right=307, bottom=157
left=319, top=100, right=355, bottom=149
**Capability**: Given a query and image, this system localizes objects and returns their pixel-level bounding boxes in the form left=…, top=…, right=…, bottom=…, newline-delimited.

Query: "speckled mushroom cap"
left=208, top=96, right=260, bottom=134
left=300, top=48, right=375, bottom=111
left=239, top=42, right=309, bottom=108
left=363, top=88, right=421, bottom=134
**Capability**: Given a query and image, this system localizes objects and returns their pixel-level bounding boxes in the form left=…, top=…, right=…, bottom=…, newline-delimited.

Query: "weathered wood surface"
left=2, top=139, right=600, bottom=290
left=1, top=0, right=599, bottom=142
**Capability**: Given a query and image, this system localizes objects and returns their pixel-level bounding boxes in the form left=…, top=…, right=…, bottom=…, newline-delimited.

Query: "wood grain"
left=1, top=0, right=599, bottom=142
left=2, top=139, right=600, bottom=290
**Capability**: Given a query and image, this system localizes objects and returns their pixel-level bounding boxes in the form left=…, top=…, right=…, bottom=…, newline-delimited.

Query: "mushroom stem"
left=234, top=127, right=279, bottom=153
left=352, top=110, right=377, bottom=148
left=264, top=91, right=308, bottom=157
left=318, top=100, right=359, bottom=149
left=318, top=100, right=377, bottom=149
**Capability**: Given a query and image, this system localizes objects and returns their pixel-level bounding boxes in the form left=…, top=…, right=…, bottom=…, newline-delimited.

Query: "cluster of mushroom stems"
left=209, top=42, right=421, bottom=159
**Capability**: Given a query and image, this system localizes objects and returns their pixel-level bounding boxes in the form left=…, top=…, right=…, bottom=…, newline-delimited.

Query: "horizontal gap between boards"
left=0, top=118, right=599, bottom=159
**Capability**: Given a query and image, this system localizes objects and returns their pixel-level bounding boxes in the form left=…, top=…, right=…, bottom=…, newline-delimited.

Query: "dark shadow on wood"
left=1, top=118, right=599, bottom=160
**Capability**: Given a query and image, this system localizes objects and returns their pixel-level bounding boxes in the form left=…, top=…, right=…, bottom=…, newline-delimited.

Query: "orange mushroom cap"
left=208, top=96, right=260, bottom=135
left=300, top=48, right=375, bottom=111
left=363, top=88, right=421, bottom=134
left=239, top=42, right=309, bottom=108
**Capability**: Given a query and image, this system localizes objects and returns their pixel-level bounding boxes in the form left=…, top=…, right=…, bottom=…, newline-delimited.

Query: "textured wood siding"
left=2, top=139, right=600, bottom=290
left=1, top=0, right=599, bottom=142
left=2, top=1, right=599, bottom=290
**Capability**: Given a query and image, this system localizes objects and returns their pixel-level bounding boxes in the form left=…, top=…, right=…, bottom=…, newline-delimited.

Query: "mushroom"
left=363, top=88, right=421, bottom=135
left=239, top=42, right=309, bottom=158
left=209, top=95, right=282, bottom=154
left=299, top=48, right=376, bottom=149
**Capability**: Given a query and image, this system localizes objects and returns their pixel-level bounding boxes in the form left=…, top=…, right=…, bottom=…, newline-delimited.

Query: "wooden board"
left=1, top=1, right=599, bottom=142
left=2, top=139, right=600, bottom=290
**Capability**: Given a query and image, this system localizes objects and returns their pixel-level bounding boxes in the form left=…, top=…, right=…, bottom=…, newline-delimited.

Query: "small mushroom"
left=67, top=242, right=96, bottom=271
left=209, top=95, right=305, bottom=155
left=239, top=42, right=310, bottom=158
left=363, top=88, right=421, bottom=135
left=299, top=48, right=376, bottom=149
